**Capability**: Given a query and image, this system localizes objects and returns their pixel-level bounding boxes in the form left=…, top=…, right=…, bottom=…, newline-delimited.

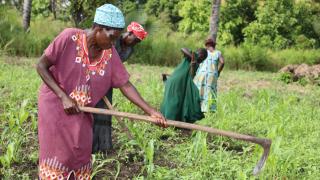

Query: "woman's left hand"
left=149, top=109, right=168, bottom=128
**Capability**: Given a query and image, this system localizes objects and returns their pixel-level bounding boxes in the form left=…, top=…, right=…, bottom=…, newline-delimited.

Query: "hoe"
left=80, top=98, right=271, bottom=176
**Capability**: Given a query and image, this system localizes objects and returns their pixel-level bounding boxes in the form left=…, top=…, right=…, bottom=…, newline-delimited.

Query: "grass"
left=0, top=56, right=320, bottom=179
left=0, top=6, right=70, bottom=57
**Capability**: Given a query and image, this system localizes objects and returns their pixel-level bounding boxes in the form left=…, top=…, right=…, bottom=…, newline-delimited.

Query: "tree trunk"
left=209, top=0, right=221, bottom=41
left=71, top=0, right=84, bottom=27
left=22, top=0, right=32, bottom=32
left=50, top=0, right=57, bottom=19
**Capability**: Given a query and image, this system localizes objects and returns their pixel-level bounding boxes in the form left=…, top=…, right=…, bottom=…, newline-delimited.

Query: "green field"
left=0, top=56, right=319, bottom=179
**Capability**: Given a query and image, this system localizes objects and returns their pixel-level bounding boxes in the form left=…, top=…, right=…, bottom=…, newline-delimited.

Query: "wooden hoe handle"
left=80, top=106, right=271, bottom=175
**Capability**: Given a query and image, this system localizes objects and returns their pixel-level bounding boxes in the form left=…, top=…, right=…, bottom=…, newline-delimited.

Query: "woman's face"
left=95, top=28, right=122, bottom=50
left=123, top=32, right=141, bottom=47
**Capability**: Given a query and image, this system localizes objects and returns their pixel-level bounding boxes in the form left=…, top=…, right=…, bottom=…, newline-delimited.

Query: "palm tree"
left=209, top=0, right=221, bottom=41
left=22, top=0, right=32, bottom=31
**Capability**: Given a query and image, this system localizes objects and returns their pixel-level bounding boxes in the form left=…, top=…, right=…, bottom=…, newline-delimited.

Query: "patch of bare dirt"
left=11, top=161, right=38, bottom=178
left=219, top=79, right=273, bottom=92
left=242, top=91, right=254, bottom=99
left=95, top=156, right=144, bottom=179
left=2, top=56, right=36, bottom=66
left=245, top=80, right=273, bottom=90
left=155, top=150, right=177, bottom=169
left=93, top=134, right=144, bottom=179
left=94, top=126, right=189, bottom=179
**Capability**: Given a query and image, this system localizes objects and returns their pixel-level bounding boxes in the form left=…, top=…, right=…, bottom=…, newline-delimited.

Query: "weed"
left=1, top=57, right=320, bottom=178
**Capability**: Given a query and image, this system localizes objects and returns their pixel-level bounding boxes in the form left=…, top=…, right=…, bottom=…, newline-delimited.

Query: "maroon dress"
left=38, top=28, right=129, bottom=179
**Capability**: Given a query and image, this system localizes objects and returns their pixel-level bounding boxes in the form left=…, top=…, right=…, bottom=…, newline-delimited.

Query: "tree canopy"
left=2, top=0, right=320, bottom=49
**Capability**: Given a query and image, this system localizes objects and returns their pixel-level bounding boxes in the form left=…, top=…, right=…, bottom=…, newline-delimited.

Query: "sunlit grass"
left=0, top=57, right=319, bottom=179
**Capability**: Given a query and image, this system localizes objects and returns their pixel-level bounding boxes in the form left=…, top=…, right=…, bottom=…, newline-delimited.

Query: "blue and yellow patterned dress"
left=193, top=50, right=220, bottom=112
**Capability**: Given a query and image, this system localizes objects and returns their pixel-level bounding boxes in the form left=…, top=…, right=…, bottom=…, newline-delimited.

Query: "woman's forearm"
left=36, top=54, right=67, bottom=99
left=218, top=63, right=224, bottom=74
left=119, top=81, right=153, bottom=114
left=181, top=48, right=192, bottom=59
left=190, top=63, right=196, bottom=77
left=218, top=55, right=225, bottom=75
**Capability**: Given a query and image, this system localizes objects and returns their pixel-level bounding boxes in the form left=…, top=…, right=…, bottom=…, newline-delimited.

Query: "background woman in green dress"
left=161, top=48, right=207, bottom=123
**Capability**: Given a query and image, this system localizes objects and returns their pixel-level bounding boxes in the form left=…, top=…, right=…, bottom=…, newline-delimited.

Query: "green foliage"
left=243, top=0, right=295, bottom=49
left=298, top=77, right=308, bottom=86
left=293, top=1, right=320, bottom=48
left=126, top=121, right=157, bottom=176
left=32, top=0, right=51, bottom=17
left=1, top=6, right=319, bottom=70
left=269, top=49, right=320, bottom=68
left=243, top=0, right=320, bottom=49
left=91, top=154, right=120, bottom=179
left=144, top=0, right=159, bottom=16
left=177, top=0, right=211, bottom=34
left=2, top=0, right=23, bottom=11
left=0, top=6, right=68, bottom=56
left=30, top=0, right=136, bottom=28
left=143, top=0, right=319, bottom=49
left=0, top=58, right=40, bottom=178
left=223, top=46, right=320, bottom=71
left=218, top=0, right=258, bottom=46
left=278, top=70, right=320, bottom=86
left=187, top=132, right=208, bottom=162
left=0, top=142, right=16, bottom=168
left=129, top=16, right=320, bottom=70
left=69, top=0, right=138, bottom=28
left=3, top=0, right=320, bottom=50
left=278, top=72, right=293, bottom=84
left=129, top=29, right=204, bottom=66
left=117, top=0, right=137, bottom=14
left=1, top=57, right=320, bottom=178
left=294, top=35, right=316, bottom=49
left=222, top=44, right=273, bottom=71
left=124, top=8, right=148, bottom=27
left=145, top=0, right=182, bottom=30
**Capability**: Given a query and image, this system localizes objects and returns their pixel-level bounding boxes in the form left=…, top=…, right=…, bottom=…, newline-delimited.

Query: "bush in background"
left=270, top=49, right=320, bottom=68
left=129, top=32, right=205, bottom=66
left=223, top=46, right=320, bottom=71
left=128, top=17, right=205, bottom=66
left=0, top=6, right=69, bottom=57
left=1, top=6, right=319, bottom=72
left=222, top=45, right=272, bottom=71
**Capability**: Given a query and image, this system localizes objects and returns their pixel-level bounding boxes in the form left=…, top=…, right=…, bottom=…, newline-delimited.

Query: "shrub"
left=129, top=28, right=205, bottom=66
left=223, top=45, right=274, bottom=71
left=0, top=6, right=69, bottom=57
left=278, top=72, right=293, bottom=84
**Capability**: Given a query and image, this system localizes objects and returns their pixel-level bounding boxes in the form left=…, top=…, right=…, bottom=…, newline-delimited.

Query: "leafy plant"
left=278, top=72, right=293, bottom=84
left=243, top=0, right=319, bottom=49
left=298, top=77, right=308, bottom=86
left=91, top=154, right=120, bottom=179
left=0, top=142, right=16, bottom=168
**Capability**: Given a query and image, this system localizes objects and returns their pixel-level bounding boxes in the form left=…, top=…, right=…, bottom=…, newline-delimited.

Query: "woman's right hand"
left=37, top=55, right=80, bottom=115
left=191, top=52, right=196, bottom=64
left=61, top=95, right=80, bottom=114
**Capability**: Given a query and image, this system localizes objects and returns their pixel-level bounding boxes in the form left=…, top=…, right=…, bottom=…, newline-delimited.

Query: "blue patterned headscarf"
left=94, top=4, right=125, bottom=28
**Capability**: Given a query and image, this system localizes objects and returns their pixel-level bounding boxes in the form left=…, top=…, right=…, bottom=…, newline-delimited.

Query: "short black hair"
left=92, top=22, right=124, bottom=31
left=205, top=38, right=216, bottom=48
left=197, top=48, right=208, bottom=58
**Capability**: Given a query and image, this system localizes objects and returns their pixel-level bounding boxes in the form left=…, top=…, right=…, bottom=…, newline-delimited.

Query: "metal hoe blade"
left=253, top=139, right=272, bottom=175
